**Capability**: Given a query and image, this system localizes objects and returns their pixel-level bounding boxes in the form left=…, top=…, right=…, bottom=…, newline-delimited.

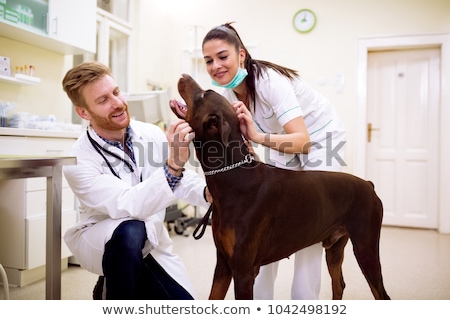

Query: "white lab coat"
left=63, top=120, right=208, bottom=298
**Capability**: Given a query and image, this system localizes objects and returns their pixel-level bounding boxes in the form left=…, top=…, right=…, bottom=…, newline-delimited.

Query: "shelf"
left=0, top=19, right=94, bottom=55
left=0, top=74, right=40, bottom=86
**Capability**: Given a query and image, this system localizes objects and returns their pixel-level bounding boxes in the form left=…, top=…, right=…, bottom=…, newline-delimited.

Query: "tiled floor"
left=3, top=226, right=450, bottom=300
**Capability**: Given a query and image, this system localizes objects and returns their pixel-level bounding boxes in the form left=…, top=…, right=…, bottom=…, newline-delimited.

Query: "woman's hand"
left=232, top=101, right=263, bottom=143
left=232, top=101, right=310, bottom=154
left=166, top=119, right=194, bottom=173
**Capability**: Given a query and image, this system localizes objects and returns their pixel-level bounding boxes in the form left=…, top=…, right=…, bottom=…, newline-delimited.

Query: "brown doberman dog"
left=171, top=74, right=390, bottom=300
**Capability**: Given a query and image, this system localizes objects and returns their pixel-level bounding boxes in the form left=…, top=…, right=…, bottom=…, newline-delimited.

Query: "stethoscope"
left=87, top=128, right=142, bottom=182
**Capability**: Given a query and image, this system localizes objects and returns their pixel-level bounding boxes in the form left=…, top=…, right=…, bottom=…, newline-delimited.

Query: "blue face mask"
left=212, top=67, right=248, bottom=89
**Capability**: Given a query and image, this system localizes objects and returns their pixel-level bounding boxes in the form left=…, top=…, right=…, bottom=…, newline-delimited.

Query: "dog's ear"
left=205, top=114, right=232, bottom=146
left=220, top=117, right=231, bottom=147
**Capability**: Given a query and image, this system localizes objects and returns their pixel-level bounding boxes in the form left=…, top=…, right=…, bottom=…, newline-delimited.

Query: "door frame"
left=355, top=33, right=450, bottom=234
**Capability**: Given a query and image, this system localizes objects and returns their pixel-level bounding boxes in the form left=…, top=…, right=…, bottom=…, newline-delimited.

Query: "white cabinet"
left=0, top=0, right=96, bottom=54
left=0, top=130, right=79, bottom=286
left=47, top=0, right=96, bottom=53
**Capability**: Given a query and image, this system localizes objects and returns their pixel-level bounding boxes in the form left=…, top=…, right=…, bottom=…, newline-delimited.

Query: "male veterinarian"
left=62, top=61, right=211, bottom=299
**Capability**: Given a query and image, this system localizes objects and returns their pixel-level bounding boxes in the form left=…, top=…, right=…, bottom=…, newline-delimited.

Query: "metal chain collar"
left=203, top=154, right=255, bottom=176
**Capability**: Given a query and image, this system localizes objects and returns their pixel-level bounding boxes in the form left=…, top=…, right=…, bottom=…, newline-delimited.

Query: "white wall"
left=131, top=0, right=450, bottom=172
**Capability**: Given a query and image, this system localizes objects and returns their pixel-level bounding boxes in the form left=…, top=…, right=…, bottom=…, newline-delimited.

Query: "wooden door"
left=366, top=48, right=440, bottom=228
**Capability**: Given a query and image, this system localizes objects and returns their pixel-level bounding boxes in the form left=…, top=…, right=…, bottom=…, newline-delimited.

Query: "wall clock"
left=293, top=9, right=317, bottom=33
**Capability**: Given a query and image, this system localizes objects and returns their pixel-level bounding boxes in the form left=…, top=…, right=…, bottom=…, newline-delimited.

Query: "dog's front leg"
left=233, top=259, right=259, bottom=300
left=209, top=253, right=232, bottom=299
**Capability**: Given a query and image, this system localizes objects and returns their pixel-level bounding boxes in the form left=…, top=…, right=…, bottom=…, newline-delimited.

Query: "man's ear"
left=75, top=106, right=90, bottom=120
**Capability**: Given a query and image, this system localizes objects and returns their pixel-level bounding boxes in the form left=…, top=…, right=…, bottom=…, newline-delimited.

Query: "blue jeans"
left=102, top=220, right=193, bottom=300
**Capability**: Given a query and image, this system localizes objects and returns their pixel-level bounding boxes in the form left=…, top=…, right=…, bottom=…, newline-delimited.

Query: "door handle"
left=367, top=123, right=380, bottom=142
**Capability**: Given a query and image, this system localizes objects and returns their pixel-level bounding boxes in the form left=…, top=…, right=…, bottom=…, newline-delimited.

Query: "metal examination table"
left=0, top=155, right=76, bottom=299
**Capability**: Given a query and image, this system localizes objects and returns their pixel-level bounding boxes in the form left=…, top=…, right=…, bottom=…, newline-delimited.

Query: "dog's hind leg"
left=351, top=239, right=390, bottom=300
left=209, top=254, right=233, bottom=299
left=324, top=233, right=349, bottom=300
left=349, top=202, right=390, bottom=299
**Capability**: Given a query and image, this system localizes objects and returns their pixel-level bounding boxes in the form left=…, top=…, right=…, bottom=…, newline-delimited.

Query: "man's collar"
left=93, top=125, right=133, bottom=147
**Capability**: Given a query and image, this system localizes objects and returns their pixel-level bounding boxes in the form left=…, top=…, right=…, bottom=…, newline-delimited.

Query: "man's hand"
left=166, top=119, right=194, bottom=174
left=204, top=187, right=213, bottom=203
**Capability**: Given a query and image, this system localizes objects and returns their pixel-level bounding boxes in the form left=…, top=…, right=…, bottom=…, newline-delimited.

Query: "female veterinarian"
left=201, top=22, right=347, bottom=300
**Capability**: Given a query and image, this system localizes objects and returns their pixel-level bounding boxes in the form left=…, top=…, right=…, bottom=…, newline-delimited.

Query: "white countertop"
left=0, top=127, right=82, bottom=139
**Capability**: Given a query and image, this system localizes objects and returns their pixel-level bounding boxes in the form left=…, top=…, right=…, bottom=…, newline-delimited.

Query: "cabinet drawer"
left=26, top=187, right=76, bottom=218
left=27, top=137, right=76, bottom=156
left=0, top=136, right=31, bottom=155
left=26, top=210, right=77, bottom=269
left=0, top=135, right=76, bottom=156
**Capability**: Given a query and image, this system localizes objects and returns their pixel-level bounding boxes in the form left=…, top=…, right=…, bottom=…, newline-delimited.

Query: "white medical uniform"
left=222, top=68, right=347, bottom=299
left=63, top=120, right=208, bottom=298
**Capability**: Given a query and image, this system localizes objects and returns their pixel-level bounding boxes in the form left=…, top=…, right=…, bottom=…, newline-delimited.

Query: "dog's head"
left=171, top=74, right=240, bottom=146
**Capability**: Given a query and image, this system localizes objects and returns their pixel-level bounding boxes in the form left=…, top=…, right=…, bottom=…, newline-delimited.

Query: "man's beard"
left=89, top=105, right=131, bottom=132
